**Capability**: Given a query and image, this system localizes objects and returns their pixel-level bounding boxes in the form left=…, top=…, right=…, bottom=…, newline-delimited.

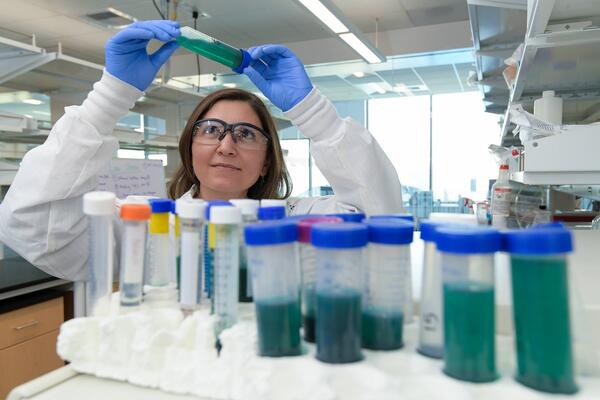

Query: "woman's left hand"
left=243, top=45, right=313, bottom=112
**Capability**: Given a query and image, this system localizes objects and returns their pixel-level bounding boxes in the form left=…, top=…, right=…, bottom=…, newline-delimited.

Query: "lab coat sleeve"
left=0, top=71, right=141, bottom=281
left=283, top=88, right=404, bottom=216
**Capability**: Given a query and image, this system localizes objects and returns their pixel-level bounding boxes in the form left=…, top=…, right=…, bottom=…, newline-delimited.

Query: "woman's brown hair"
left=168, top=88, right=292, bottom=200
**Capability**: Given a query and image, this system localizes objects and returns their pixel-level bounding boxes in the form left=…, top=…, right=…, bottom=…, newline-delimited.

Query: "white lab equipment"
left=363, top=219, right=414, bottom=350
left=533, top=90, right=563, bottom=125
left=119, top=203, right=151, bottom=309
left=296, top=216, right=342, bottom=342
left=146, top=199, right=173, bottom=287
left=230, top=199, right=260, bottom=302
left=211, top=206, right=242, bottom=336
left=83, top=191, right=116, bottom=316
left=176, top=199, right=206, bottom=312
left=245, top=221, right=301, bottom=357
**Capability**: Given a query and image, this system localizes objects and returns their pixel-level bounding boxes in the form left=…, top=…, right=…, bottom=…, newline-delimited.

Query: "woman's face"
left=192, top=100, right=268, bottom=200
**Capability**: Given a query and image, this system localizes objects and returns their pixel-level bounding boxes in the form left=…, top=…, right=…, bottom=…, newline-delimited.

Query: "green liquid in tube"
left=443, top=282, right=497, bottom=383
left=316, top=291, right=363, bottom=364
left=255, top=298, right=301, bottom=357
left=511, top=255, right=577, bottom=394
left=176, top=27, right=244, bottom=69
left=362, top=309, right=404, bottom=350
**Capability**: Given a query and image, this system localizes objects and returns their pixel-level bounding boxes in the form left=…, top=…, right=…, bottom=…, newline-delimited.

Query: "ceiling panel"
left=344, top=73, right=385, bottom=85
left=0, top=1, right=58, bottom=23
left=414, top=65, right=461, bottom=93
left=454, top=62, right=477, bottom=92
left=334, top=0, right=414, bottom=32
left=377, top=69, right=423, bottom=87
left=406, top=3, right=469, bottom=27
left=400, top=0, right=466, bottom=11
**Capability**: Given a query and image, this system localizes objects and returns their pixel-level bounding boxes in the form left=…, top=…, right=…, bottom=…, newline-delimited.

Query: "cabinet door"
left=0, top=297, right=64, bottom=350
left=0, top=329, right=64, bottom=399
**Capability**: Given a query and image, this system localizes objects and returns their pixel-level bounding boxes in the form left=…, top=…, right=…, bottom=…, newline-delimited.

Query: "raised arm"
left=0, top=21, right=180, bottom=280
left=243, top=45, right=403, bottom=215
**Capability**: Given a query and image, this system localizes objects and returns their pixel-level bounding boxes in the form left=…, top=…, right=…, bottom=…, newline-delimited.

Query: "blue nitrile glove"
left=105, top=20, right=181, bottom=91
left=243, top=45, right=313, bottom=112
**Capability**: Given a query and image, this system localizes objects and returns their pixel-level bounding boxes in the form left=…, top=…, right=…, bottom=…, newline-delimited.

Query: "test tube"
left=146, top=199, right=173, bottom=287
left=326, top=212, right=365, bottom=223
left=296, top=216, right=342, bottom=342
left=169, top=201, right=181, bottom=288
left=363, top=219, right=413, bottom=350
left=245, top=221, right=301, bottom=357
left=312, top=223, right=368, bottom=364
left=417, top=220, right=445, bottom=359
left=177, top=199, right=206, bottom=312
left=504, top=227, right=578, bottom=394
left=230, top=199, right=260, bottom=302
left=176, top=26, right=251, bottom=73
left=437, top=226, right=501, bottom=383
left=119, top=203, right=151, bottom=309
left=83, top=191, right=116, bottom=316
left=368, top=214, right=416, bottom=323
left=211, top=206, right=242, bottom=336
left=204, top=200, right=232, bottom=303
left=257, top=206, right=286, bottom=221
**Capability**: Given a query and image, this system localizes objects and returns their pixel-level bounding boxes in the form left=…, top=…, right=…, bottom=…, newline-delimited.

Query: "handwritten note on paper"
left=97, top=158, right=167, bottom=199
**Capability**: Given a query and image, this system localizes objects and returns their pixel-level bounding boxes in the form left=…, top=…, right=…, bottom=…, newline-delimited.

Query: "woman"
left=0, top=20, right=402, bottom=281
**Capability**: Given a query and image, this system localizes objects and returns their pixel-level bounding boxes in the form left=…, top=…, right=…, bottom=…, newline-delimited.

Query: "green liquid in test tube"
left=176, top=27, right=251, bottom=73
left=255, top=298, right=301, bottom=357
left=511, top=255, right=577, bottom=394
left=443, top=282, right=497, bottom=383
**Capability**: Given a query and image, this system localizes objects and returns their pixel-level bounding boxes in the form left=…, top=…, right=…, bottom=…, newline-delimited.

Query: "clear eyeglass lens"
left=194, top=121, right=267, bottom=150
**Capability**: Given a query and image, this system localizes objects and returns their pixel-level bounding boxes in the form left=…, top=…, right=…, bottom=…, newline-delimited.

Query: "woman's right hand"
left=105, top=20, right=181, bottom=91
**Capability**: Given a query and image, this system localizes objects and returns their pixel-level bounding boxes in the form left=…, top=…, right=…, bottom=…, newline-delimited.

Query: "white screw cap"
left=176, top=199, right=206, bottom=220
left=260, top=199, right=287, bottom=208
left=210, top=206, right=242, bottom=224
left=83, top=191, right=116, bottom=216
left=230, top=199, right=260, bottom=216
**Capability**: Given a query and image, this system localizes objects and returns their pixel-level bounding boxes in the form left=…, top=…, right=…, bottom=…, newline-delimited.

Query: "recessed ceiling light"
left=83, top=8, right=137, bottom=29
left=339, top=32, right=384, bottom=64
left=352, top=71, right=365, bottom=78
left=297, top=0, right=348, bottom=34
left=22, top=99, right=43, bottom=105
left=223, top=83, right=237, bottom=88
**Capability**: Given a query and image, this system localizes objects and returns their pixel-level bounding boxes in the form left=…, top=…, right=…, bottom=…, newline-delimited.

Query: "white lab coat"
left=0, top=71, right=402, bottom=281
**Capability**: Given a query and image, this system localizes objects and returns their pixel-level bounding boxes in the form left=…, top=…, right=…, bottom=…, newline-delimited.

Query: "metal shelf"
left=0, top=127, right=178, bottom=151
left=511, top=170, right=600, bottom=186
left=502, top=0, right=600, bottom=143
left=0, top=35, right=207, bottom=151
left=467, top=0, right=528, bottom=115
left=468, top=0, right=600, bottom=145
